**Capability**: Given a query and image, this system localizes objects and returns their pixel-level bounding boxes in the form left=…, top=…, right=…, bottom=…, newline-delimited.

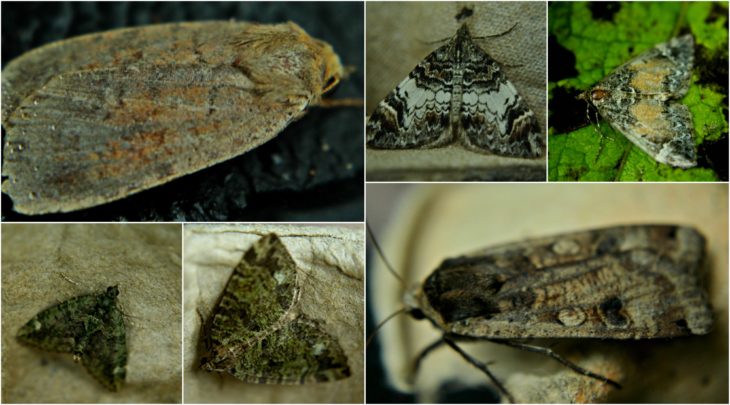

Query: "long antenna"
left=366, top=222, right=409, bottom=346
left=366, top=308, right=408, bottom=347
left=366, top=222, right=404, bottom=285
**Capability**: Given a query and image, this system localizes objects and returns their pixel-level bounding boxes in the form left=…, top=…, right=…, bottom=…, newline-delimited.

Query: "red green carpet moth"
left=17, top=286, right=127, bottom=391
left=372, top=224, right=713, bottom=402
left=1, top=21, right=344, bottom=215
left=200, top=233, right=351, bottom=384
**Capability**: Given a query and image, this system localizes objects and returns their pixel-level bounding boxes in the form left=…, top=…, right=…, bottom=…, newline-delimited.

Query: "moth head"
left=578, top=87, right=610, bottom=104
left=316, top=41, right=344, bottom=94
left=402, top=284, right=429, bottom=321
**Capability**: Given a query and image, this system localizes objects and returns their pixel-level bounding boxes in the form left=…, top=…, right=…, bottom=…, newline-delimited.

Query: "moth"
left=372, top=224, right=713, bottom=402
left=1, top=21, right=344, bottom=215
left=17, top=286, right=127, bottom=391
left=199, top=233, right=351, bottom=384
left=579, top=35, right=697, bottom=168
left=366, top=23, right=544, bottom=158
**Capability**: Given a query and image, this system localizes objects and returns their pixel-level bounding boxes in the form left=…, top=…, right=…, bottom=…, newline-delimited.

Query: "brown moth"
left=1, top=21, right=343, bottom=215
left=374, top=224, right=712, bottom=402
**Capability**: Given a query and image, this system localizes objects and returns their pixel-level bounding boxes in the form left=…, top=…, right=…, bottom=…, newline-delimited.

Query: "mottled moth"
left=366, top=22, right=544, bottom=157
left=1, top=20, right=345, bottom=215
left=579, top=35, right=697, bottom=168
left=199, top=233, right=351, bottom=384
left=17, top=286, right=127, bottom=391
left=370, top=224, right=712, bottom=402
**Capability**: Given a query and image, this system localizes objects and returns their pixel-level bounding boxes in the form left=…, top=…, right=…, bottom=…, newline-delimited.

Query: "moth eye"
left=322, top=75, right=339, bottom=93
left=410, top=308, right=426, bottom=320
left=674, top=319, right=689, bottom=331
left=591, top=89, right=609, bottom=101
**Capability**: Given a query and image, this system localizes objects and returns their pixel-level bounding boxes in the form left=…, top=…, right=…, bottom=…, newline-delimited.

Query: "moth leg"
left=410, top=337, right=446, bottom=381
left=490, top=340, right=622, bottom=389
left=443, top=335, right=516, bottom=404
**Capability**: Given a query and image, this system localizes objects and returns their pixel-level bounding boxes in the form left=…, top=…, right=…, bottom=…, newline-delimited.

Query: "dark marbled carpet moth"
left=370, top=224, right=712, bottom=402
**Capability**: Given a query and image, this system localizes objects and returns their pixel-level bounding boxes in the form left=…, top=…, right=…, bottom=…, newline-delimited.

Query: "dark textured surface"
left=1, top=2, right=364, bottom=221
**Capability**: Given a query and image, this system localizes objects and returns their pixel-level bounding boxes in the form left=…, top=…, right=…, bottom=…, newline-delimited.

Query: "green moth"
left=17, top=286, right=127, bottom=391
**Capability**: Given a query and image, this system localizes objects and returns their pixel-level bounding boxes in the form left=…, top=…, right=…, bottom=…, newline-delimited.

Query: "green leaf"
left=548, top=2, right=727, bottom=181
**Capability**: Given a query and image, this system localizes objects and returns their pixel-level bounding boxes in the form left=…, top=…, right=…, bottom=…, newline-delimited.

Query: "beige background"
left=1, top=224, right=182, bottom=403
left=368, top=183, right=728, bottom=403
left=366, top=2, right=547, bottom=181
left=183, top=224, right=364, bottom=403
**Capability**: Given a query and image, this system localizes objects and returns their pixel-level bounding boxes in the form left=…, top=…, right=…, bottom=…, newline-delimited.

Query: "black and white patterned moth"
left=366, top=23, right=544, bottom=158
left=371, top=224, right=713, bottom=403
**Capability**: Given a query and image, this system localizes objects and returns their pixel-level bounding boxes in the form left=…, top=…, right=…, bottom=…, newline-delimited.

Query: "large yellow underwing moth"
left=2, top=20, right=345, bottom=215
left=370, top=224, right=713, bottom=403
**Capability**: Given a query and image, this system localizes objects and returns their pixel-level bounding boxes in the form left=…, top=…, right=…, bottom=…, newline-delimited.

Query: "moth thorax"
left=590, top=88, right=610, bottom=101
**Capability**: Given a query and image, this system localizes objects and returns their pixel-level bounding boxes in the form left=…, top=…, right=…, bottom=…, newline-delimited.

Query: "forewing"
left=204, top=234, right=299, bottom=366
left=366, top=46, right=453, bottom=149
left=598, top=34, right=693, bottom=98
left=17, top=293, right=102, bottom=353
left=422, top=225, right=711, bottom=339
left=224, top=315, right=350, bottom=384
left=79, top=304, right=127, bottom=391
left=595, top=97, right=696, bottom=168
left=2, top=63, right=299, bottom=214
left=458, top=39, right=543, bottom=157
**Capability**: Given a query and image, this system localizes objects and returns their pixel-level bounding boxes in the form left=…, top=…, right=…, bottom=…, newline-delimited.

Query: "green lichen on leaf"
left=549, top=2, right=728, bottom=181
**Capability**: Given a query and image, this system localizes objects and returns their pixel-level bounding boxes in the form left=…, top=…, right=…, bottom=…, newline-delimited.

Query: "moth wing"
left=79, top=304, right=127, bottom=391
left=205, top=235, right=299, bottom=362
left=226, top=315, right=350, bottom=384
left=426, top=225, right=711, bottom=338
left=17, top=294, right=101, bottom=352
left=2, top=63, right=303, bottom=215
left=596, top=97, right=696, bottom=168
left=457, top=43, right=543, bottom=157
left=366, top=47, right=453, bottom=149
left=599, top=35, right=694, bottom=97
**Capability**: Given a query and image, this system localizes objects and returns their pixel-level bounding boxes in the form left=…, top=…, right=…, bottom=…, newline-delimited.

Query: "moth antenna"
left=58, top=272, right=81, bottom=287
left=366, top=222, right=405, bottom=285
left=366, top=307, right=408, bottom=348
left=472, top=22, right=518, bottom=40
left=317, top=98, right=363, bottom=108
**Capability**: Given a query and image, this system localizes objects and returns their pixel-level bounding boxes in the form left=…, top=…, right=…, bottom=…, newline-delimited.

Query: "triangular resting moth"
left=199, top=233, right=351, bottom=384
left=17, top=286, right=128, bottom=391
